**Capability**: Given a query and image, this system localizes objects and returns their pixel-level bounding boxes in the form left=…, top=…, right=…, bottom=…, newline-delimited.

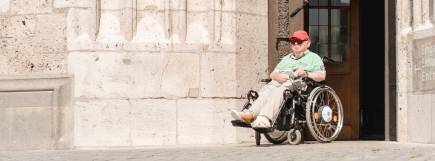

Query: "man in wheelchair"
left=231, top=30, right=326, bottom=129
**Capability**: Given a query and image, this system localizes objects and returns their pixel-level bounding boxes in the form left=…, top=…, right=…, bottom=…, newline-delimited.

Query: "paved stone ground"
left=1, top=141, right=435, bottom=161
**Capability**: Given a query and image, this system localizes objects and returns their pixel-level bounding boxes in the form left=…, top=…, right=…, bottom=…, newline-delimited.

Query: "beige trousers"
left=249, top=80, right=293, bottom=121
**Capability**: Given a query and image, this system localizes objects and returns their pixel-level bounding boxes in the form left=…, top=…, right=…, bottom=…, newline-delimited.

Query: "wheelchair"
left=231, top=75, right=343, bottom=145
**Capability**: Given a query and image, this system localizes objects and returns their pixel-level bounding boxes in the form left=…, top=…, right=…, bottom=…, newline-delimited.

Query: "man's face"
left=290, top=39, right=310, bottom=53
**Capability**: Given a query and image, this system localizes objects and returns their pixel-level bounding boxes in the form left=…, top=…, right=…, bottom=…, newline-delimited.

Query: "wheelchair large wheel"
left=264, top=130, right=288, bottom=144
left=305, top=86, right=343, bottom=142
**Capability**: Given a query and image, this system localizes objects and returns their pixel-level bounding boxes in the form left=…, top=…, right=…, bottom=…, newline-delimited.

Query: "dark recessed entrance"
left=359, top=0, right=385, bottom=140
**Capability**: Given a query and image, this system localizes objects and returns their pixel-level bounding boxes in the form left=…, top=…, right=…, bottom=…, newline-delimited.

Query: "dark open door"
left=303, top=0, right=359, bottom=140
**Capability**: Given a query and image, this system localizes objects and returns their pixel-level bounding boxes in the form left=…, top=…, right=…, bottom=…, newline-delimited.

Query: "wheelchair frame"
left=231, top=78, right=343, bottom=145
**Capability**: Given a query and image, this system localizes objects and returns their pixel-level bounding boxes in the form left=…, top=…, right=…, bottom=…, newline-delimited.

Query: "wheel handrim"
left=306, top=86, right=343, bottom=142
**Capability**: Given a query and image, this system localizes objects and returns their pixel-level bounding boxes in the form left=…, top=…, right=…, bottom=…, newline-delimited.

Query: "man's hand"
left=293, top=68, right=307, bottom=77
left=270, top=72, right=290, bottom=84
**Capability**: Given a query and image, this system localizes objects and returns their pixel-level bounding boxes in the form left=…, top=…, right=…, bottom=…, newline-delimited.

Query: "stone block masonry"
left=65, top=0, right=268, bottom=147
left=0, top=0, right=268, bottom=148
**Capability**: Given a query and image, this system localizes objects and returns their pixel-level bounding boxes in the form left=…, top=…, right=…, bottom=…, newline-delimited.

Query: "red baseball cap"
left=289, top=30, right=310, bottom=41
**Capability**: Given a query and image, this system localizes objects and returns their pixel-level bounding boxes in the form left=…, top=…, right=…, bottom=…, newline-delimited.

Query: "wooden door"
left=303, top=0, right=360, bottom=140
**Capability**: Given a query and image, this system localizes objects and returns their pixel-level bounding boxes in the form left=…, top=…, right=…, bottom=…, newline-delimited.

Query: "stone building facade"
left=0, top=0, right=435, bottom=150
left=396, top=0, right=435, bottom=143
left=0, top=0, right=268, bottom=149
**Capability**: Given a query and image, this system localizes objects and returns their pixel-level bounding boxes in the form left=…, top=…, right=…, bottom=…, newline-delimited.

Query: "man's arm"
left=270, top=71, right=289, bottom=84
left=306, top=71, right=326, bottom=82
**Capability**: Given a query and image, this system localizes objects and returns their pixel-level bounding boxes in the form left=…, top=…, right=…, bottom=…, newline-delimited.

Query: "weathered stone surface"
left=176, top=99, right=238, bottom=144
left=219, top=12, right=236, bottom=45
left=93, top=8, right=136, bottom=42
left=33, top=14, right=68, bottom=54
left=236, top=14, right=268, bottom=55
left=236, top=53, right=269, bottom=96
left=133, top=11, right=168, bottom=43
left=235, top=0, right=268, bottom=16
left=0, top=91, right=53, bottom=107
left=187, top=0, right=209, bottom=11
left=1, top=15, right=37, bottom=38
left=0, top=13, right=67, bottom=75
left=100, top=0, right=133, bottom=10
left=159, top=53, right=200, bottom=98
left=407, top=94, right=431, bottom=143
left=168, top=10, right=187, bottom=46
left=66, top=8, right=97, bottom=50
left=137, top=0, right=165, bottom=11
left=74, top=99, right=131, bottom=146
left=9, top=0, right=52, bottom=14
left=0, top=106, right=53, bottom=150
left=0, top=0, right=271, bottom=148
left=200, top=52, right=237, bottom=97
left=0, top=37, right=66, bottom=74
left=185, top=12, right=210, bottom=44
left=169, top=0, right=186, bottom=10
left=0, top=75, right=73, bottom=150
left=74, top=99, right=177, bottom=147
left=220, top=0, right=235, bottom=11
left=53, top=0, right=95, bottom=8
left=0, top=0, right=10, bottom=13
left=130, top=99, right=177, bottom=145
left=235, top=13, right=268, bottom=96
left=96, top=11, right=127, bottom=42
left=432, top=100, right=435, bottom=142
left=68, top=52, right=200, bottom=98
left=396, top=0, right=435, bottom=143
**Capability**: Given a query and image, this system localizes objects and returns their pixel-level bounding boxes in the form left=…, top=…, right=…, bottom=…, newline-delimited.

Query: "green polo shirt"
left=273, top=50, right=325, bottom=73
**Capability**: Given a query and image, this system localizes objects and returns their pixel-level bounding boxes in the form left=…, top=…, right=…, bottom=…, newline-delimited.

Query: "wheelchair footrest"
left=231, top=120, right=274, bottom=133
left=253, top=127, right=274, bottom=133
left=231, top=120, right=252, bottom=128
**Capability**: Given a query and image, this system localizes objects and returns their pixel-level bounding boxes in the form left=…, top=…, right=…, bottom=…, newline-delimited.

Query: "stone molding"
left=57, top=0, right=267, bottom=52
left=0, top=74, right=73, bottom=149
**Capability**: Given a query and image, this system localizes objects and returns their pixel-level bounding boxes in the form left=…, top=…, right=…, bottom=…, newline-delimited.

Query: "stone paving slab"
left=0, top=141, right=435, bottom=161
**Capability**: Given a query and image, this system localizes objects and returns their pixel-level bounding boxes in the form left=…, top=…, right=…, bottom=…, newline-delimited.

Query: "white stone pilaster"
left=422, top=0, right=433, bottom=26
left=399, top=0, right=412, bottom=34
left=97, top=0, right=135, bottom=42
left=133, top=0, right=168, bottom=44
left=170, top=0, right=187, bottom=45
left=185, top=0, right=210, bottom=45
left=412, top=0, right=423, bottom=29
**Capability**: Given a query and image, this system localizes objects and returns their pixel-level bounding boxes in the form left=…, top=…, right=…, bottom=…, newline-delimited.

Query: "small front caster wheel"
left=288, top=129, right=303, bottom=145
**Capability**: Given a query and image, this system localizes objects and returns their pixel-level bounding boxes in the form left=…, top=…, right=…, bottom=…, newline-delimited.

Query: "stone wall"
left=0, top=0, right=268, bottom=149
left=0, top=0, right=67, bottom=74
left=0, top=0, right=72, bottom=150
left=0, top=75, right=73, bottom=150
left=61, top=0, right=268, bottom=147
left=396, top=0, right=435, bottom=143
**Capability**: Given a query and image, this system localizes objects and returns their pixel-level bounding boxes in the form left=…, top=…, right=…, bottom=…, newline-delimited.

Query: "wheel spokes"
left=308, top=88, right=343, bottom=141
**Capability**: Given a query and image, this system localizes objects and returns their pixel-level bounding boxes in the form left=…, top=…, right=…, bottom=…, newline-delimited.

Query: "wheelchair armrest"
left=303, top=78, right=326, bottom=86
